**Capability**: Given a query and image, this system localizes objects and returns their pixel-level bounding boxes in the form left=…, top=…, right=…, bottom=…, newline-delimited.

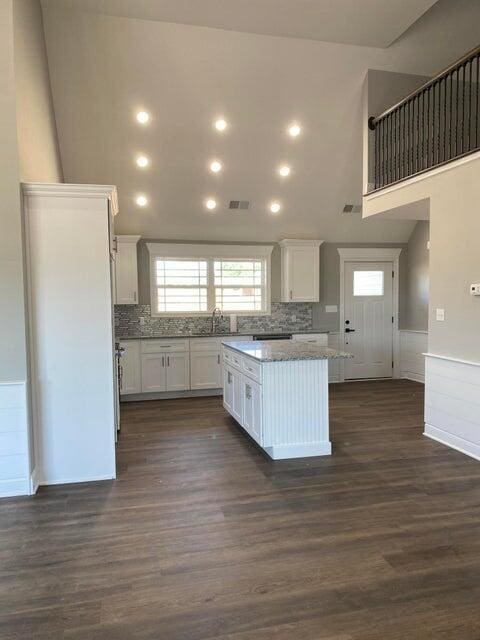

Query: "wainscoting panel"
left=399, top=330, right=428, bottom=383
left=0, top=382, right=30, bottom=497
left=424, top=354, right=480, bottom=461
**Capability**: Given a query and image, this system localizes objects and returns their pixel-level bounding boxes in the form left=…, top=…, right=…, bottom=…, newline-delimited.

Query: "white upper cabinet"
left=115, top=235, right=140, bottom=304
left=280, top=239, right=322, bottom=302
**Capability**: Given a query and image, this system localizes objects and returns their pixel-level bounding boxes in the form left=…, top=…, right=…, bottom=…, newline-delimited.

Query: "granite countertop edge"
left=225, top=340, right=353, bottom=363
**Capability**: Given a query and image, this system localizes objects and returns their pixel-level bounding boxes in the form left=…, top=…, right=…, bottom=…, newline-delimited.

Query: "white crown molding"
left=279, top=239, right=323, bottom=248
left=337, top=247, right=402, bottom=260
left=146, top=242, right=274, bottom=258
left=22, top=183, right=119, bottom=215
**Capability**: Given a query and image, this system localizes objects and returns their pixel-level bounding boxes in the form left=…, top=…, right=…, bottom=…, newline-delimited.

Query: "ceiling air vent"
left=229, top=200, right=250, bottom=210
left=342, top=204, right=362, bottom=214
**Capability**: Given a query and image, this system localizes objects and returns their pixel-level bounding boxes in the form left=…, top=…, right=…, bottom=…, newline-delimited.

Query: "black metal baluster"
left=468, top=58, right=472, bottom=152
left=475, top=56, right=480, bottom=149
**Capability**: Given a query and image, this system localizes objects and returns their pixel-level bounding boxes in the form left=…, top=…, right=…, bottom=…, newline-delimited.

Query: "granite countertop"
left=225, top=340, right=353, bottom=363
left=116, top=329, right=333, bottom=340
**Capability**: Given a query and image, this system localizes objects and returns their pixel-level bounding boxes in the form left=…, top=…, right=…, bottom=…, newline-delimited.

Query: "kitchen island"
left=223, top=340, right=352, bottom=459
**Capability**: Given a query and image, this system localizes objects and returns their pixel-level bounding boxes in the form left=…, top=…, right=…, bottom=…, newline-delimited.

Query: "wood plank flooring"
left=1, top=380, right=480, bottom=639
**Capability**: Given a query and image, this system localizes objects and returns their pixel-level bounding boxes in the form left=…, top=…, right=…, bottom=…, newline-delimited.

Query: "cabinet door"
left=166, top=352, right=190, bottom=391
left=190, top=351, right=221, bottom=389
left=288, top=246, right=318, bottom=302
left=242, top=377, right=262, bottom=445
left=115, top=241, right=138, bottom=304
left=119, top=341, right=141, bottom=395
left=141, top=354, right=167, bottom=392
left=231, top=368, right=243, bottom=424
left=223, top=365, right=234, bottom=413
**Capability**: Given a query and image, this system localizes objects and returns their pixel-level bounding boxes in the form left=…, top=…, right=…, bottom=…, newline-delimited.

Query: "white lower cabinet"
left=166, top=352, right=190, bottom=391
left=141, top=353, right=167, bottom=392
left=119, top=340, right=141, bottom=394
left=223, top=363, right=243, bottom=424
left=242, top=377, right=262, bottom=445
left=190, top=351, right=221, bottom=389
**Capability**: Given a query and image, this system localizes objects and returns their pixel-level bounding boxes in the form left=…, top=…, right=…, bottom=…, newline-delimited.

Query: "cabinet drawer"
left=190, top=337, right=222, bottom=352
left=141, top=339, right=189, bottom=353
left=223, top=348, right=242, bottom=370
left=242, top=356, right=261, bottom=382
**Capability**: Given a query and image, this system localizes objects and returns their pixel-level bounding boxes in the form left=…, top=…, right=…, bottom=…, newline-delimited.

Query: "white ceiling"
left=40, top=0, right=439, bottom=48
left=40, top=0, right=480, bottom=244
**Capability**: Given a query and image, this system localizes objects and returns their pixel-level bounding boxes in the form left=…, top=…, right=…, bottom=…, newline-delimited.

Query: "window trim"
left=147, top=243, right=273, bottom=317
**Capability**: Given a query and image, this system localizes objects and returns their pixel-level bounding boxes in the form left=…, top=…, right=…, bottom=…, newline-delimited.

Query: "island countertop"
left=225, top=340, right=353, bottom=363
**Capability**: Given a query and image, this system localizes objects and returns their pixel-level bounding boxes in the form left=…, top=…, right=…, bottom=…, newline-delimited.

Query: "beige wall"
left=0, top=1, right=28, bottom=383
left=0, top=0, right=62, bottom=383
left=402, top=221, right=429, bottom=331
left=364, top=154, right=480, bottom=362
left=13, top=0, right=63, bottom=182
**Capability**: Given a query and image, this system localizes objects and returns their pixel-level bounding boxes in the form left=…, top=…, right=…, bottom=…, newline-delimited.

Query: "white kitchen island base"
left=223, top=342, right=351, bottom=460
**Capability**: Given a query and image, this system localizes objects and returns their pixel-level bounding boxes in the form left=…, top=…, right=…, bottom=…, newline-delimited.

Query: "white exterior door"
left=343, top=262, right=393, bottom=379
left=166, top=352, right=190, bottom=391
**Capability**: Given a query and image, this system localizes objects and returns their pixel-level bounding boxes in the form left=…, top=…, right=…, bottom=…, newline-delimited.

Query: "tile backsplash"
left=115, top=303, right=314, bottom=337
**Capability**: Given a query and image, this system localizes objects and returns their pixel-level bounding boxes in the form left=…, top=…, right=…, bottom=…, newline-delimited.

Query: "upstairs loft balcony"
left=367, top=45, right=480, bottom=193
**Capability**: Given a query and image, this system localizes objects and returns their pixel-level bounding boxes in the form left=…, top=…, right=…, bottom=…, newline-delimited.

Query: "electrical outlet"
left=139, top=317, right=146, bottom=326
left=436, top=308, right=445, bottom=322
left=470, top=284, right=480, bottom=296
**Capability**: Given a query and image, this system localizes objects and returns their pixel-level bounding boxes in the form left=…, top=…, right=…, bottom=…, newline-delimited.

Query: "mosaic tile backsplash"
left=115, top=303, right=314, bottom=337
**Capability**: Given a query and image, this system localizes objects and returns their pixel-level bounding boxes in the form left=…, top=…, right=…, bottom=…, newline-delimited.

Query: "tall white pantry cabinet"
left=22, top=183, right=118, bottom=488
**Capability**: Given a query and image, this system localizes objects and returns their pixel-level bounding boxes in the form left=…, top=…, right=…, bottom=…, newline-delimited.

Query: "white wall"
left=403, top=221, right=429, bottom=332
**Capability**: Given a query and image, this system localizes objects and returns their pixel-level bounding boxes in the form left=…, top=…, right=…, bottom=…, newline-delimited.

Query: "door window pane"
left=353, top=271, right=384, bottom=296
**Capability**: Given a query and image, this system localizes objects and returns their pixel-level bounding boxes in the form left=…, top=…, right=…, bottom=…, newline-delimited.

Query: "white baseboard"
left=264, top=441, right=332, bottom=460
left=401, top=372, right=425, bottom=383
left=39, top=473, right=116, bottom=486
left=424, top=353, right=480, bottom=463
left=424, top=424, right=480, bottom=461
left=121, top=388, right=223, bottom=402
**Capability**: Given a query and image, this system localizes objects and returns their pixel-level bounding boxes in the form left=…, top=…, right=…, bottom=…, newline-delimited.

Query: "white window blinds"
left=154, top=259, right=208, bottom=313
left=214, top=260, right=264, bottom=311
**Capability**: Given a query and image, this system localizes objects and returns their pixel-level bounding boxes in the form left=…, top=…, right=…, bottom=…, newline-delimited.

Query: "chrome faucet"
left=211, top=307, right=223, bottom=333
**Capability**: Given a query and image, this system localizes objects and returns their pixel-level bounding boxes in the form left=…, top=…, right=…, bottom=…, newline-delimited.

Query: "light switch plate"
left=325, top=305, right=338, bottom=313
left=436, top=308, right=445, bottom=321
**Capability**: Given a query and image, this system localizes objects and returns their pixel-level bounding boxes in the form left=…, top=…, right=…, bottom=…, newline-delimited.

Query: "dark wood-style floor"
left=2, top=380, right=480, bottom=639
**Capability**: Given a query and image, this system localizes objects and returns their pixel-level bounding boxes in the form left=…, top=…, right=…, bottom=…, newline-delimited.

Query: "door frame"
left=338, top=248, right=402, bottom=381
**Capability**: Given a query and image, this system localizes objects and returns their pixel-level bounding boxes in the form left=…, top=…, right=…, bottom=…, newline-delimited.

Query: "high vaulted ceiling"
left=40, top=0, right=439, bottom=48
left=41, top=0, right=480, bottom=243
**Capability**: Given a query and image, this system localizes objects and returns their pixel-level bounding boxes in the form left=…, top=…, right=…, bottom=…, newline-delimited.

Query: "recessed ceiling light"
left=210, top=160, right=222, bottom=173
left=288, top=123, right=301, bottom=137
left=270, top=201, right=281, bottom=214
left=136, top=111, right=150, bottom=124
left=136, top=155, right=149, bottom=168
left=278, top=165, right=291, bottom=177
left=136, top=195, right=148, bottom=207
left=214, top=118, right=228, bottom=132
left=205, top=198, right=217, bottom=210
